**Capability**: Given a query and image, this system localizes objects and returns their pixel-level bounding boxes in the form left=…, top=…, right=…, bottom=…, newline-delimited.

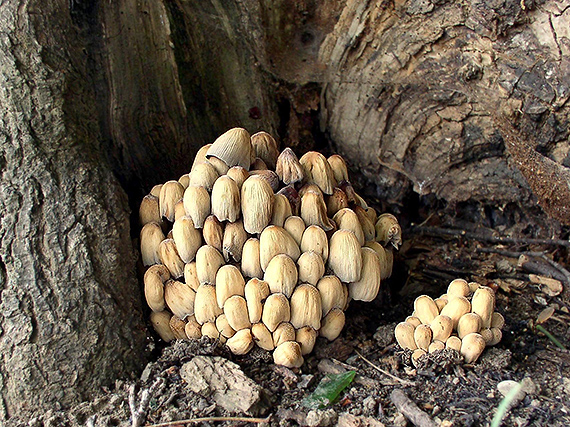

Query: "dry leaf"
left=529, top=274, right=563, bottom=296
left=537, top=306, right=555, bottom=324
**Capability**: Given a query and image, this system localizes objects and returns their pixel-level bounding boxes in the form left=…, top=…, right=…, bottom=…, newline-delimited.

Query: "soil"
left=22, top=220, right=570, bottom=427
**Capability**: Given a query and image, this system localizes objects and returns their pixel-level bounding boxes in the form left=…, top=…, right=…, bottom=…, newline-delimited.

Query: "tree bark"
left=317, top=0, right=570, bottom=222
left=0, top=0, right=146, bottom=420
left=1, top=0, right=569, bottom=422
left=166, top=0, right=570, bottom=221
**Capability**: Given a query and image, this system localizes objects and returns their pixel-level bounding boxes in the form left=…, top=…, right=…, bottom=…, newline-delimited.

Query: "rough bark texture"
left=317, top=0, right=570, bottom=218
left=0, top=0, right=146, bottom=419
left=164, top=0, right=570, bottom=221
left=1, top=0, right=569, bottom=422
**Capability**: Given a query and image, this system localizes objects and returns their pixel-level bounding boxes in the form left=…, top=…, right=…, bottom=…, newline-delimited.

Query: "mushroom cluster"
left=140, top=128, right=401, bottom=368
left=395, top=279, right=504, bottom=365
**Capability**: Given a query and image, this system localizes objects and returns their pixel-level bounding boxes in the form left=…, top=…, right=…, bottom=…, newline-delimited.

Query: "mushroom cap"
left=328, top=229, right=362, bottom=283
left=251, top=131, right=279, bottom=169
left=206, top=127, right=253, bottom=169
left=273, top=341, right=304, bottom=368
left=241, top=175, right=275, bottom=234
left=460, top=332, right=486, bottom=363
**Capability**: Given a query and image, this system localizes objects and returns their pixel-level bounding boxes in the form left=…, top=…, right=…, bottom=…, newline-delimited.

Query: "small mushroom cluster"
left=395, top=279, right=504, bottom=365
left=140, top=128, right=401, bottom=368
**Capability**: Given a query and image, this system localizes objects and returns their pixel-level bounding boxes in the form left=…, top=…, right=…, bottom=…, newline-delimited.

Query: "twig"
left=129, top=378, right=165, bottom=427
left=390, top=389, right=437, bottom=427
left=145, top=414, right=272, bottom=426
left=355, top=350, right=416, bottom=386
left=476, top=248, right=570, bottom=287
left=412, top=225, right=570, bottom=248
left=475, top=248, right=544, bottom=258
left=518, top=255, right=568, bottom=284
left=535, top=325, right=567, bottom=350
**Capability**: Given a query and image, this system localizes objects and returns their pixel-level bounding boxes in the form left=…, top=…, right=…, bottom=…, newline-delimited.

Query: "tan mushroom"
left=144, top=264, right=170, bottom=312
left=251, top=131, right=279, bottom=169
left=328, top=229, right=362, bottom=283
left=206, top=127, right=252, bottom=169
left=211, top=175, right=241, bottom=223
left=241, top=175, right=274, bottom=234
left=276, top=147, right=304, bottom=185
left=140, top=222, right=165, bottom=266
left=299, top=151, right=336, bottom=195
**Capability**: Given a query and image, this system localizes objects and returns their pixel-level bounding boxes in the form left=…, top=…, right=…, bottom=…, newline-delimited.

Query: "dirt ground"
left=23, top=212, right=570, bottom=427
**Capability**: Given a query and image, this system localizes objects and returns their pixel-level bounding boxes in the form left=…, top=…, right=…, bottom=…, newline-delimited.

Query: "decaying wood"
left=179, top=356, right=269, bottom=416
left=495, top=116, right=570, bottom=225
left=390, top=389, right=437, bottom=427
left=318, top=0, right=570, bottom=211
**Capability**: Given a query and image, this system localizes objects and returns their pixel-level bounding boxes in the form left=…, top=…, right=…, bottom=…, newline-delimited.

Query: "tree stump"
left=1, top=0, right=569, bottom=422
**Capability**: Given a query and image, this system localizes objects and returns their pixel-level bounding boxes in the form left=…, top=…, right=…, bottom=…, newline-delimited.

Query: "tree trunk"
left=166, top=0, right=570, bottom=221
left=1, top=0, right=569, bottom=422
left=0, top=0, right=148, bottom=419
left=317, top=0, right=570, bottom=224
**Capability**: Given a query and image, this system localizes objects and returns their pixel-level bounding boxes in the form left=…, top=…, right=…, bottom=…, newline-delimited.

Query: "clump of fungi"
left=139, top=128, right=402, bottom=368
left=395, top=279, right=504, bottom=365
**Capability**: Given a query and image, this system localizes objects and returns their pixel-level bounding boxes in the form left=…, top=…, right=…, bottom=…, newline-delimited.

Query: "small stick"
left=412, top=226, right=570, bottom=248
left=518, top=256, right=568, bottom=283
left=145, top=414, right=272, bottom=426
left=476, top=247, right=570, bottom=287
left=475, top=248, right=544, bottom=258
left=390, top=389, right=437, bottom=427
left=355, top=350, right=415, bottom=386
left=130, top=378, right=165, bottom=427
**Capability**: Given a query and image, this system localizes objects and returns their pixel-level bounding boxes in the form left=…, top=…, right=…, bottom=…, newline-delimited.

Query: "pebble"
left=563, top=377, right=570, bottom=394
left=317, top=358, right=346, bottom=375
left=140, top=362, right=153, bottom=383
left=530, top=399, right=541, bottom=407
left=520, top=377, right=538, bottom=396
left=305, top=409, right=338, bottom=427
left=393, top=413, right=408, bottom=426
left=362, top=396, right=377, bottom=415
left=180, top=356, right=266, bottom=415
left=497, top=380, right=526, bottom=408
left=297, top=374, right=315, bottom=389
left=337, top=413, right=386, bottom=427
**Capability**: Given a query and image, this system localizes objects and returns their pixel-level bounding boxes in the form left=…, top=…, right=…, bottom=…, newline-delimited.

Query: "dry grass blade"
left=414, top=226, right=570, bottom=248
left=490, top=382, right=522, bottom=427
left=355, top=350, right=416, bottom=386
left=146, top=414, right=272, bottom=426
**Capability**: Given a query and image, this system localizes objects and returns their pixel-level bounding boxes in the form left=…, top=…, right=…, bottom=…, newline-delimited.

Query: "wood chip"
left=180, top=356, right=268, bottom=415
left=496, top=278, right=526, bottom=293
left=390, top=389, right=436, bottom=427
